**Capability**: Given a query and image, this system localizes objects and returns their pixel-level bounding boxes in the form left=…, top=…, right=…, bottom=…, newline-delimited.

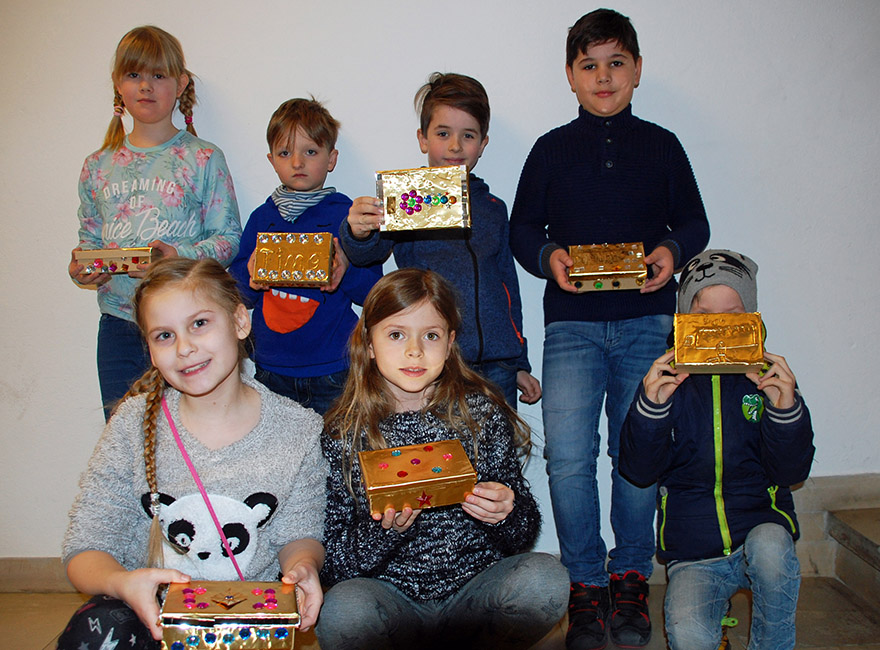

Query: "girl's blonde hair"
left=121, top=257, right=248, bottom=566
left=324, top=268, right=531, bottom=493
left=102, top=26, right=197, bottom=151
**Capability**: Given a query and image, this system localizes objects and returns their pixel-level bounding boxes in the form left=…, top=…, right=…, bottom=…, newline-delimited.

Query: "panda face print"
left=141, top=491, right=278, bottom=580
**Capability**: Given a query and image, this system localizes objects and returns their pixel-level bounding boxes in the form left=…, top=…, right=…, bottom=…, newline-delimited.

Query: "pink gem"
left=266, top=601, right=278, bottom=609
left=182, top=588, right=194, bottom=594
left=379, top=462, right=389, bottom=469
left=185, top=602, right=195, bottom=609
left=265, top=589, right=275, bottom=594
left=443, top=453, right=453, bottom=460
left=252, top=588, right=263, bottom=595
left=195, top=587, right=207, bottom=594
left=197, top=602, right=209, bottom=608
left=411, top=458, right=421, bottom=465
left=253, top=602, right=265, bottom=609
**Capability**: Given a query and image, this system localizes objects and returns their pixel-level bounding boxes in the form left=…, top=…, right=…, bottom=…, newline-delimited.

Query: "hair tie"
left=113, top=105, right=125, bottom=117
left=184, top=115, right=193, bottom=125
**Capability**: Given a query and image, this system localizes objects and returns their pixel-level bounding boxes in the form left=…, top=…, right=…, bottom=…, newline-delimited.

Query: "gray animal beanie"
left=677, top=249, right=759, bottom=313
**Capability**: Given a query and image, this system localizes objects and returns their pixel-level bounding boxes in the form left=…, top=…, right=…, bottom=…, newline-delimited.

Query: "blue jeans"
left=469, top=358, right=519, bottom=409
left=254, top=366, right=347, bottom=415
left=665, top=523, right=801, bottom=650
left=316, top=552, right=568, bottom=650
left=97, top=314, right=151, bottom=421
left=541, top=315, right=671, bottom=585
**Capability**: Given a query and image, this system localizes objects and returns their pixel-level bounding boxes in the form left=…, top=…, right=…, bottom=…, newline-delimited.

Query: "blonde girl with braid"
left=317, top=268, right=568, bottom=650
left=69, top=26, right=241, bottom=421
left=61, top=258, right=327, bottom=648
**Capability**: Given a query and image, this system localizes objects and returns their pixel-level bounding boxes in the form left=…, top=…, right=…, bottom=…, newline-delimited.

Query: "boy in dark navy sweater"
left=620, top=249, right=815, bottom=650
left=509, top=9, right=709, bottom=649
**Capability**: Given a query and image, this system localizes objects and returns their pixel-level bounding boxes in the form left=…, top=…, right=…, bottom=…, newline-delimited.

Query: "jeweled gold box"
left=568, top=242, right=647, bottom=292
left=253, top=232, right=333, bottom=287
left=358, top=439, right=477, bottom=513
left=674, top=312, right=765, bottom=374
left=160, top=581, right=298, bottom=649
left=376, top=165, right=470, bottom=231
left=74, top=247, right=154, bottom=273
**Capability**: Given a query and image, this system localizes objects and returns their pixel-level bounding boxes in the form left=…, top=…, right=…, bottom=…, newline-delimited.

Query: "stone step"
left=828, top=507, right=880, bottom=608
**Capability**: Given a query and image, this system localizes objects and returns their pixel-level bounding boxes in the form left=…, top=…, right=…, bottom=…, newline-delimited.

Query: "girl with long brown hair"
left=318, top=268, right=568, bottom=650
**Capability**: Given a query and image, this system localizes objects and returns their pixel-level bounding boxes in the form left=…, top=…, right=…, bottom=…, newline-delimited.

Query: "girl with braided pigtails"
left=69, top=26, right=241, bottom=421
left=60, top=258, right=326, bottom=648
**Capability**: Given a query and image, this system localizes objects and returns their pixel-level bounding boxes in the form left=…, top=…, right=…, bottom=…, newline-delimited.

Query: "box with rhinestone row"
left=160, top=581, right=298, bottom=649
left=74, top=247, right=154, bottom=274
left=567, top=242, right=647, bottom=292
left=253, top=232, right=333, bottom=287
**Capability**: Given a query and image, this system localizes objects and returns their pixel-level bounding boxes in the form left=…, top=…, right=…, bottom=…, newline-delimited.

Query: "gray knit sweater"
left=63, top=377, right=327, bottom=581
left=321, top=394, right=541, bottom=600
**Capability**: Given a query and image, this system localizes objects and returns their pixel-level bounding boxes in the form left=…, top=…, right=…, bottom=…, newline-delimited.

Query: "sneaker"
left=609, top=570, right=651, bottom=647
left=566, top=582, right=610, bottom=650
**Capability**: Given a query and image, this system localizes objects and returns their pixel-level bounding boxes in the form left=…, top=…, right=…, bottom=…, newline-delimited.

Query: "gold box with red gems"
left=160, top=581, right=298, bottom=649
left=74, top=247, right=154, bottom=274
left=376, top=165, right=470, bottom=231
left=567, top=242, right=647, bottom=292
left=253, top=232, right=334, bottom=287
left=357, top=440, right=477, bottom=514
left=674, top=312, right=765, bottom=374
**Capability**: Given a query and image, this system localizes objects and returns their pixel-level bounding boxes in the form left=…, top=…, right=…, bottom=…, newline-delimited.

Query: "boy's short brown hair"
left=566, top=8, right=640, bottom=67
left=266, top=98, right=340, bottom=151
left=414, top=73, right=490, bottom=140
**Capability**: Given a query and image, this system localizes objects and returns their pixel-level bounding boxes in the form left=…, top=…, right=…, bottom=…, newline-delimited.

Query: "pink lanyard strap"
left=161, top=396, right=245, bottom=581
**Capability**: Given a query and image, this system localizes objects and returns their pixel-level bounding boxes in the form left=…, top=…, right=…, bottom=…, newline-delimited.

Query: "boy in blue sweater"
left=509, top=9, right=709, bottom=649
left=620, top=249, right=814, bottom=650
left=230, top=99, right=381, bottom=414
left=342, top=72, right=540, bottom=409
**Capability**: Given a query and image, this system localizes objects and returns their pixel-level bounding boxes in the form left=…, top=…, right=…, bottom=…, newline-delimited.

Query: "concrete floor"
left=4, top=577, right=879, bottom=650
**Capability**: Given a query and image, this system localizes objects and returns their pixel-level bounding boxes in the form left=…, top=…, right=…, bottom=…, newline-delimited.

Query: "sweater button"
left=604, top=120, right=612, bottom=127
left=606, top=138, right=612, bottom=144
left=605, top=160, right=614, bottom=168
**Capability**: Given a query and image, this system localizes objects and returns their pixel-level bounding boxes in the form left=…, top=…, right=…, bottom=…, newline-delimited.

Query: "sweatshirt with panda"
left=63, top=376, right=327, bottom=581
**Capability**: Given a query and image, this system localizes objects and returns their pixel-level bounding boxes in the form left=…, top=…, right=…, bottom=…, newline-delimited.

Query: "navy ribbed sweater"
left=510, top=105, right=709, bottom=325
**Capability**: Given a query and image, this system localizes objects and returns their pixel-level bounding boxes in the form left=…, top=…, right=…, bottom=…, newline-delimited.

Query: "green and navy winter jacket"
left=620, top=373, right=814, bottom=563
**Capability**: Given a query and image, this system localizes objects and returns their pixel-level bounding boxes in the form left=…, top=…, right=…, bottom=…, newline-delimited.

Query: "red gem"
left=416, top=491, right=433, bottom=507
left=132, top=256, right=140, bottom=264
left=423, top=445, right=433, bottom=451
left=397, top=471, right=408, bottom=477
left=94, top=258, right=103, bottom=267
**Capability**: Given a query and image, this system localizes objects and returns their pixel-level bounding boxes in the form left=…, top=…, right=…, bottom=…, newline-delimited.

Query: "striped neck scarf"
left=271, top=185, right=335, bottom=223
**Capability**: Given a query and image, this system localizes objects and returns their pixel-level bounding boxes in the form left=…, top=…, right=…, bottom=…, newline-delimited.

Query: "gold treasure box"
left=160, top=581, right=298, bottom=649
left=253, top=232, right=333, bottom=287
left=358, top=439, right=477, bottom=514
left=75, top=247, right=154, bottom=274
left=674, top=312, right=765, bottom=374
left=376, top=165, right=470, bottom=231
left=568, top=242, right=647, bottom=292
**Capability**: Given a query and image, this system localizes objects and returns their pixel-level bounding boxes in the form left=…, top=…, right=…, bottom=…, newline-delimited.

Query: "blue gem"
left=205, top=633, right=216, bottom=643
left=223, top=634, right=234, bottom=643
left=257, top=628, right=270, bottom=638
left=239, top=628, right=251, bottom=639
left=440, top=195, right=448, bottom=204
left=171, top=643, right=185, bottom=650
left=275, top=628, right=290, bottom=638
left=186, top=635, right=199, bottom=646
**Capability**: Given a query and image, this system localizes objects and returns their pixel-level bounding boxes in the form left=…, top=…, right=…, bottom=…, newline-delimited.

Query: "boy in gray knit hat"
left=619, top=248, right=815, bottom=650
